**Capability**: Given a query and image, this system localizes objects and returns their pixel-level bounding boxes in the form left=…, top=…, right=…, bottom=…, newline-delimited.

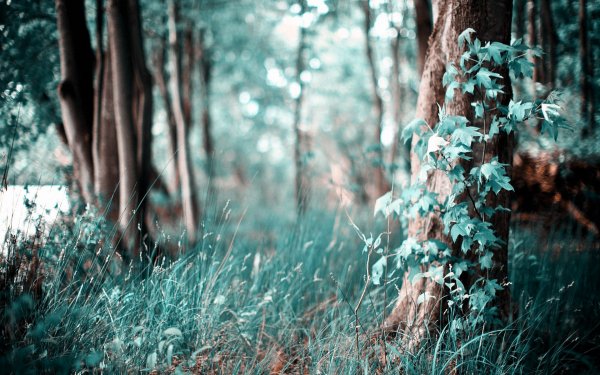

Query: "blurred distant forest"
left=1, top=0, right=600, bottom=373
left=2, top=0, right=598, bottom=231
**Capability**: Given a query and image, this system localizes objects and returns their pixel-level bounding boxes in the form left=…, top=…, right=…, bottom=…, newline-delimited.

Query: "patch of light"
left=300, top=71, right=312, bottom=83
left=390, top=11, right=403, bottom=26
left=335, top=27, right=349, bottom=40
left=301, top=12, right=315, bottom=28
left=378, top=77, right=389, bottom=90
left=244, top=101, right=260, bottom=117
left=289, top=3, right=302, bottom=14
left=289, top=82, right=302, bottom=99
left=257, top=135, right=270, bottom=153
left=372, top=13, right=391, bottom=38
left=381, top=56, right=393, bottom=70
left=381, top=123, right=395, bottom=147
left=307, top=0, right=329, bottom=14
left=239, top=91, right=251, bottom=104
left=309, top=58, right=321, bottom=69
left=0, top=185, right=70, bottom=241
left=267, top=67, right=287, bottom=87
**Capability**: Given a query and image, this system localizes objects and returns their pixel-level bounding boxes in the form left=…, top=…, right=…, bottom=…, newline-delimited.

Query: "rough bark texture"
left=55, top=0, right=95, bottom=204
left=384, top=0, right=513, bottom=350
left=169, top=0, right=200, bottom=241
left=413, top=0, right=433, bottom=76
left=361, top=0, right=387, bottom=199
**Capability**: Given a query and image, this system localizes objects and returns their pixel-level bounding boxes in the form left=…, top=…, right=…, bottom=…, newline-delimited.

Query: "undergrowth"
left=0, top=200, right=599, bottom=374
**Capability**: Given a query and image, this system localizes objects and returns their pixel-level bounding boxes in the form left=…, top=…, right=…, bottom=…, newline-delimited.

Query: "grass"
left=1, top=197, right=599, bottom=374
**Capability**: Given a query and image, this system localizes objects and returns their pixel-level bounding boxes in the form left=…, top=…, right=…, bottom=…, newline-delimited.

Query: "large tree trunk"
left=384, top=0, right=513, bottom=350
left=361, top=0, right=387, bottom=199
left=107, top=0, right=141, bottom=254
left=55, top=0, right=95, bottom=204
left=413, top=0, right=433, bottom=77
left=294, top=0, right=309, bottom=216
left=168, top=0, right=200, bottom=242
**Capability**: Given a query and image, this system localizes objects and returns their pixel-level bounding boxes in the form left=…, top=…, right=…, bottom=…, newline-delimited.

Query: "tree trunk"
left=361, top=0, right=387, bottom=199
left=413, top=0, right=433, bottom=77
left=169, top=0, right=200, bottom=242
left=55, top=0, right=95, bottom=204
left=294, top=0, right=309, bottom=216
left=579, top=0, right=593, bottom=134
left=198, top=29, right=215, bottom=196
left=384, top=0, right=513, bottom=350
left=127, top=0, right=153, bottom=250
left=153, top=41, right=181, bottom=195
left=182, top=23, right=194, bottom=128
left=539, top=0, right=557, bottom=88
left=107, top=0, right=141, bottom=254
left=93, top=44, right=121, bottom=221
left=527, top=0, right=541, bottom=97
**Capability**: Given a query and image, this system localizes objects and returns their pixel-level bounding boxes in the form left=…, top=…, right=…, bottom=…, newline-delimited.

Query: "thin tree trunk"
left=361, top=0, right=387, bottom=198
left=127, top=0, right=153, bottom=250
left=182, top=23, right=194, bottom=127
left=527, top=0, right=540, bottom=97
left=55, top=0, right=95, bottom=204
left=580, top=0, right=593, bottom=134
left=540, top=0, right=557, bottom=88
left=198, top=29, right=215, bottom=195
left=294, top=0, right=309, bottom=216
left=107, top=0, right=140, bottom=254
left=384, top=0, right=513, bottom=351
left=413, top=0, right=433, bottom=77
left=169, top=0, right=200, bottom=241
left=153, top=41, right=181, bottom=195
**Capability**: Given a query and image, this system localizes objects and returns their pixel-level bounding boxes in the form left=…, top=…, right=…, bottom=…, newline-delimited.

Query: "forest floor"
left=1, top=199, right=599, bottom=374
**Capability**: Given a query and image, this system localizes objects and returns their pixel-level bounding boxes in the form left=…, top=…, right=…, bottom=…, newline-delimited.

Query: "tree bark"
left=294, top=0, right=309, bottom=216
left=55, top=0, right=95, bottom=204
left=384, top=0, right=513, bottom=350
left=539, top=0, right=557, bottom=88
left=107, top=0, right=141, bottom=253
left=413, top=0, right=433, bottom=77
left=153, top=40, right=181, bottom=195
left=361, top=0, right=387, bottom=199
left=169, top=0, right=200, bottom=242
left=198, top=29, right=215, bottom=195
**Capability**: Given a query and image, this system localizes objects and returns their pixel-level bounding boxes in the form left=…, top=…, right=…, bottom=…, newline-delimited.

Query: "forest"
left=1, top=0, right=599, bottom=373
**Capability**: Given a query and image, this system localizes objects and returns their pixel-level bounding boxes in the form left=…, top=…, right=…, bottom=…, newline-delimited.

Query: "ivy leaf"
left=372, top=256, right=387, bottom=286
left=445, top=81, right=461, bottom=102
left=451, top=126, right=482, bottom=147
left=462, top=79, right=476, bottom=94
left=374, top=191, right=392, bottom=217
left=475, top=68, right=503, bottom=89
left=541, top=103, right=561, bottom=123
left=427, top=134, right=448, bottom=154
left=402, top=118, right=427, bottom=144
left=443, top=64, right=458, bottom=86
left=458, top=28, right=476, bottom=49
left=472, top=101, right=484, bottom=118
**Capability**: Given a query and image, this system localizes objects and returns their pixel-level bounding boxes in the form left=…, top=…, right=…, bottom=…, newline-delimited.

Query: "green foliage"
left=375, top=30, right=565, bottom=331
